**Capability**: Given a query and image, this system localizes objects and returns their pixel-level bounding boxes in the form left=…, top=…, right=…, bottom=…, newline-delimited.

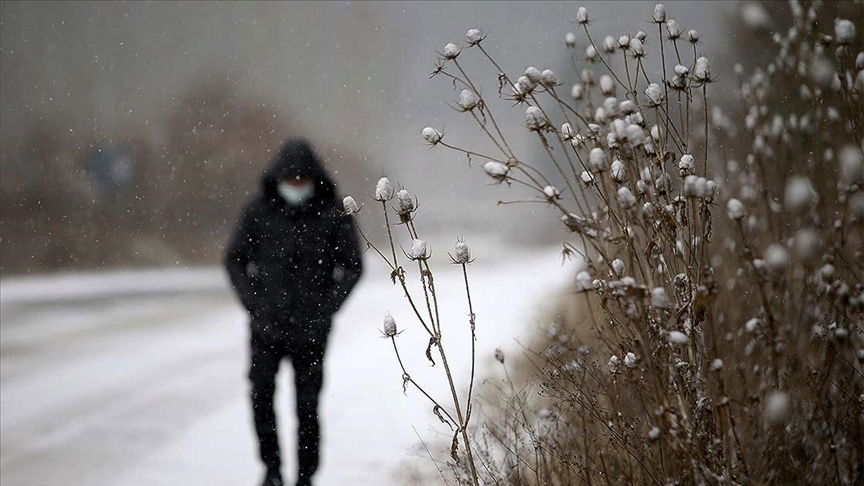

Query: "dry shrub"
left=415, top=2, right=863, bottom=484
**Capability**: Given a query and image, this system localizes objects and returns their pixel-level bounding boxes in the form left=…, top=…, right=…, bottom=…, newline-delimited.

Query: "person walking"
left=224, top=138, right=363, bottom=486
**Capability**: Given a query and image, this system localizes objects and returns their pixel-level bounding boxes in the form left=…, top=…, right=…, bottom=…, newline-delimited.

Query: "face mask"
left=277, top=180, right=315, bottom=206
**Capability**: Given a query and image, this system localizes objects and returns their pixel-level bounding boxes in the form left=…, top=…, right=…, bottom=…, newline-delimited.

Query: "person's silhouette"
left=225, top=139, right=363, bottom=486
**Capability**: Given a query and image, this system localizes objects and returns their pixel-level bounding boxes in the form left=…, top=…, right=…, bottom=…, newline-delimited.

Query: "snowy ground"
left=0, top=240, right=573, bottom=486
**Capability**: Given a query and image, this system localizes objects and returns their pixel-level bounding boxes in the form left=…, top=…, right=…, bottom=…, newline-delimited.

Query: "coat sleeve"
left=326, top=212, right=364, bottom=314
left=224, top=201, right=262, bottom=317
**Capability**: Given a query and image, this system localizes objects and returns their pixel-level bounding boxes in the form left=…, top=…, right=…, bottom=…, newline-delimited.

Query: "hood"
left=261, top=138, right=338, bottom=210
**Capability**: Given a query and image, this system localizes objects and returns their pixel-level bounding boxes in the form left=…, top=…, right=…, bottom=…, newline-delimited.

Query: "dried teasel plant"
left=345, top=179, right=483, bottom=485
left=415, top=2, right=863, bottom=484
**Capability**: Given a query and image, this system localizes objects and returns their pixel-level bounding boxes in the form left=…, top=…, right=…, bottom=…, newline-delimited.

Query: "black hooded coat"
left=224, top=139, right=363, bottom=340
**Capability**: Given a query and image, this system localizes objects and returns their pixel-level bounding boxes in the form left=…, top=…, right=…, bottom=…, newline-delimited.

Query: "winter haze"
left=1, top=1, right=736, bottom=273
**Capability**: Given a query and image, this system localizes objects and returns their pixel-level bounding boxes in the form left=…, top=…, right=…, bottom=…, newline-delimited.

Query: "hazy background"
left=0, top=1, right=740, bottom=275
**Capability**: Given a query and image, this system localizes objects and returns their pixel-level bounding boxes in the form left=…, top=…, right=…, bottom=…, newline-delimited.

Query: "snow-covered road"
left=0, top=242, right=572, bottom=486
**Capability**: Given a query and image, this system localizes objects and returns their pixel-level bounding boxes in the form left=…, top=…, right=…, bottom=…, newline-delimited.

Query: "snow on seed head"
left=745, top=318, right=760, bottom=332
left=630, top=37, right=645, bottom=59
left=619, top=100, right=636, bottom=114
left=626, top=125, right=645, bottom=146
left=794, top=228, right=821, bottom=264
left=465, top=28, right=483, bottom=45
left=784, top=176, right=818, bottom=212
left=618, top=187, right=637, bottom=208
left=694, top=57, right=711, bottom=81
left=645, top=83, right=664, bottom=106
left=604, top=97, right=619, bottom=115
left=560, top=123, right=575, bottom=140
left=395, top=189, right=415, bottom=215
left=576, top=6, right=589, bottom=24
left=375, top=177, right=394, bottom=201
left=834, top=19, right=856, bottom=45
left=511, top=81, right=529, bottom=100
left=607, top=355, right=620, bottom=373
left=525, top=106, right=546, bottom=131
left=458, top=89, right=479, bottom=111
left=541, top=69, right=561, bottom=87
left=408, top=239, right=429, bottom=260
left=422, top=126, right=442, bottom=145
left=612, top=119, right=628, bottom=140
left=517, top=75, right=536, bottom=92
left=727, top=198, right=745, bottom=220
left=599, top=74, right=615, bottom=95
left=741, top=2, right=771, bottom=29
left=687, top=29, right=700, bottom=43
left=603, top=35, right=616, bottom=53
left=752, top=259, right=767, bottom=275
left=590, top=113, right=607, bottom=128
left=652, top=3, right=666, bottom=23
left=666, top=19, right=681, bottom=39
left=343, top=196, right=359, bottom=215
left=618, top=35, right=630, bottom=49
left=679, top=154, right=695, bottom=176
left=524, top=66, right=542, bottom=83
left=668, top=331, right=689, bottom=345
left=764, top=244, right=790, bottom=273
left=443, top=42, right=461, bottom=59
left=611, top=160, right=626, bottom=182
left=612, top=259, right=625, bottom=277
left=565, top=32, right=577, bottom=47
left=764, top=390, right=791, bottom=425
left=383, top=313, right=398, bottom=337
left=576, top=270, right=592, bottom=290
left=683, top=176, right=709, bottom=199
left=454, top=240, right=471, bottom=264
left=810, top=56, right=835, bottom=88
left=589, top=148, right=609, bottom=172
left=484, top=161, right=509, bottom=181
left=839, top=145, right=863, bottom=184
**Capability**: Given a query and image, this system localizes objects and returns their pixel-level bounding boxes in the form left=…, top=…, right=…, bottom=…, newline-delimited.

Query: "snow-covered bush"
left=416, top=2, right=863, bottom=484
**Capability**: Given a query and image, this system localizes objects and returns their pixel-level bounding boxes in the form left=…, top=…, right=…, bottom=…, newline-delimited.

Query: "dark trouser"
left=248, top=317, right=331, bottom=482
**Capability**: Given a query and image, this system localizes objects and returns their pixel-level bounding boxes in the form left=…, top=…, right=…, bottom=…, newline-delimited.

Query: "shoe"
left=260, top=468, right=283, bottom=486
